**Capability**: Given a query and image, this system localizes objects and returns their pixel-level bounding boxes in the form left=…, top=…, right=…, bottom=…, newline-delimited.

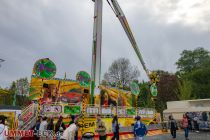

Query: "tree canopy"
left=176, top=47, right=210, bottom=75
left=0, top=78, right=30, bottom=107
left=104, top=58, right=140, bottom=89
left=176, top=47, right=210, bottom=99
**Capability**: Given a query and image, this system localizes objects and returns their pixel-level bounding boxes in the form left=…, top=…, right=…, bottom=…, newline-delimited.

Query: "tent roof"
left=168, top=98, right=210, bottom=103
left=163, top=107, right=210, bottom=113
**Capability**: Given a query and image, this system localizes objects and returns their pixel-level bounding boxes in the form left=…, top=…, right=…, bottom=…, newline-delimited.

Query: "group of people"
left=95, top=114, right=147, bottom=140
left=34, top=115, right=78, bottom=140
left=2, top=112, right=207, bottom=140
left=168, top=113, right=203, bottom=140
left=33, top=114, right=148, bottom=140
left=186, top=112, right=209, bottom=131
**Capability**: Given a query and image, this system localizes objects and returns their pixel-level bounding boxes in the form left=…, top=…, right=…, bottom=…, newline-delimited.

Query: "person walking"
left=0, top=115, right=8, bottom=140
left=168, top=115, right=177, bottom=139
left=193, top=115, right=199, bottom=133
left=34, top=116, right=42, bottom=140
left=95, top=114, right=107, bottom=140
left=111, top=115, right=119, bottom=140
left=68, top=115, right=79, bottom=140
left=39, top=117, right=48, bottom=140
left=186, top=113, right=192, bottom=131
left=133, top=116, right=147, bottom=140
left=181, top=114, right=189, bottom=140
left=202, top=112, right=208, bottom=128
left=55, top=116, right=66, bottom=140
left=47, top=118, right=54, bottom=140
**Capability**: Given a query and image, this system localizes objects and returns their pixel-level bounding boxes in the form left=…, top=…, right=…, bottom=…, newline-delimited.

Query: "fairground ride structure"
left=90, top=0, right=151, bottom=104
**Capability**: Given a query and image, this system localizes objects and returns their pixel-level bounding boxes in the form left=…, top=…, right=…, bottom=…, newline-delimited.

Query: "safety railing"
left=20, top=103, right=33, bottom=118
left=39, top=103, right=156, bottom=119
left=85, top=104, right=156, bottom=118
left=16, top=103, right=38, bottom=130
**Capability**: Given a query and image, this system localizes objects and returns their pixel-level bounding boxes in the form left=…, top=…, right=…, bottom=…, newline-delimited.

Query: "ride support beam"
left=91, top=0, right=103, bottom=104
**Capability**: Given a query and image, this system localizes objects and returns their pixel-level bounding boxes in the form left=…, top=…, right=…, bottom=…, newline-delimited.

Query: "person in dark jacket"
left=168, top=115, right=177, bottom=139
left=186, top=113, right=192, bottom=131
left=34, top=116, right=42, bottom=140
left=55, top=116, right=66, bottom=140
left=202, top=112, right=208, bottom=128
left=47, top=118, right=54, bottom=140
left=111, top=115, right=119, bottom=140
left=47, top=118, right=54, bottom=130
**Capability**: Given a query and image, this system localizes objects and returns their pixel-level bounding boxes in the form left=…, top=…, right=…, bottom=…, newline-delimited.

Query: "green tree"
left=176, top=48, right=210, bottom=99
left=10, top=81, right=16, bottom=105
left=16, top=95, right=31, bottom=107
left=137, top=82, right=153, bottom=108
left=188, top=67, right=210, bottom=99
left=176, top=47, right=210, bottom=75
left=178, top=80, right=194, bottom=100
left=0, top=82, right=15, bottom=105
left=0, top=88, right=11, bottom=104
left=0, top=78, right=31, bottom=107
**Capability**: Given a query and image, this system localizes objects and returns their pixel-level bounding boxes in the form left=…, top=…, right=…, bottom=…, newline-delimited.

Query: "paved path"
left=96, top=130, right=210, bottom=140
left=139, top=131, right=210, bottom=140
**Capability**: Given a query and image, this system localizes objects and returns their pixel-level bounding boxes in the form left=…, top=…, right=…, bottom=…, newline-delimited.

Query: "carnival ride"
left=90, top=0, right=159, bottom=104
left=13, top=57, right=159, bottom=138
left=13, top=0, right=161, bottom=139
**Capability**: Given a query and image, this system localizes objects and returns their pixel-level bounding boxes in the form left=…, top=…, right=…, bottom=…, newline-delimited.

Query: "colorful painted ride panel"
left=29, top=76, right=89, bottom=105
left=40, top=104, right=82, bottom=118
left=99, top=86, right=133, bottom=107
left=43, top=104, right=62, bottom=114
left=33, top=58, right=56, bottom=79
left=64, top=106, right=81, bottom=115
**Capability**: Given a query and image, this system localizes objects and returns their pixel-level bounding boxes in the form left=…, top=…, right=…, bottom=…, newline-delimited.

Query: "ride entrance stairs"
left=17, top=103, right=38, bottom=140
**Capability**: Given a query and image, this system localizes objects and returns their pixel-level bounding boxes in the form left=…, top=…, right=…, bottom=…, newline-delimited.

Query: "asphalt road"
left=131, top=131, right=210, bottom=140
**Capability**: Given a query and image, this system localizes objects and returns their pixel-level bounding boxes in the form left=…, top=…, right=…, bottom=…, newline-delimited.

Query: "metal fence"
left=39, top=103, right=156, bottom=119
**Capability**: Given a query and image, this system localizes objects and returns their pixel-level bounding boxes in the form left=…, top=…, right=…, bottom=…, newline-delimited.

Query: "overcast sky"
left=0, top=0, right=210, bottom=88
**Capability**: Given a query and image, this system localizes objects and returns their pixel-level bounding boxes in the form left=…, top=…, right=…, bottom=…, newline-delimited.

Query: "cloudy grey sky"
left=0, top=0, right=210, bottom=88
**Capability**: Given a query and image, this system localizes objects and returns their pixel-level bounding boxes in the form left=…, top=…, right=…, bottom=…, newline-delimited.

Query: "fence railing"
left=16, top=103, right=38, bottom=130
left=39, top=103, right=156, bottom=118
